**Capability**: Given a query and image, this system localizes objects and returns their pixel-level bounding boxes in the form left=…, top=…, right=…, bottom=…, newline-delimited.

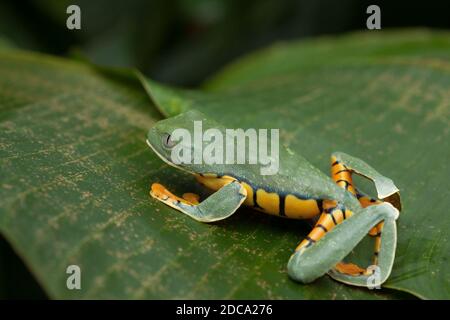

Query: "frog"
left=146, top=110, right=401, bottom=287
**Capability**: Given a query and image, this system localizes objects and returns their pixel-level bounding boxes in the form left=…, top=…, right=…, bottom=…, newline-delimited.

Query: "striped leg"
left=287, top=202, right=398, bottom=286
left=294, top=155, right=384, bottom=259
left=331, top=154, right=385, bottom=269
left=295, top=200, right=352, bottom=252
left=331, top=156, right=357, bottom=195
left=331, top=152, right=401, bottom=211
left=357, top=192, right=384, bottom=265
left=287, top=152, right=400, bottom=286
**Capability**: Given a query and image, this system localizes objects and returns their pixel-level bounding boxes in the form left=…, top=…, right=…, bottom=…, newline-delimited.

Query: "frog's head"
left=146, top=110, right=216, bottom=173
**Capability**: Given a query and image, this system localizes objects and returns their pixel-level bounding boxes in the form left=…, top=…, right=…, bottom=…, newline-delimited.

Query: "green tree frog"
left=146, top=110, right=401, bottom=287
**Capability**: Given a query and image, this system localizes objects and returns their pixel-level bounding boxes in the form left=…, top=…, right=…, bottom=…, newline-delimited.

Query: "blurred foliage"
left=1, top=0, right=449, bottom=86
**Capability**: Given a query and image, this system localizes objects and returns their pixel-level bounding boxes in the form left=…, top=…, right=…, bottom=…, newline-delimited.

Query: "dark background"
left=0, top=0, right=448, bottom=299
left=1, top=0, right=450, bottom=87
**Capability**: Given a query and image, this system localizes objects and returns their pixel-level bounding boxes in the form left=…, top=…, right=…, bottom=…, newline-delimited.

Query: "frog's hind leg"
left=331, top=153, right=383, bottom=210
left=330, top=153, right=394, bottom=269
left=294, top=200, right=352, bottom=252
left=326, top=152, right=400, bottom=286
left=287, top=202, right=398, bottom=287
left=150, top=181, right=247, bottom=223
left=287, top=153, right=400, bottom=287
left=331, top=157, right=357, bottom=196
left=330, top=152, right=401, bottom=210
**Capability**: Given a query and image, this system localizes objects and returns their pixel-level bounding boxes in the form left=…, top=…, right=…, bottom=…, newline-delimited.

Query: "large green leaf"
left=140, top=30, right=450, bottom=299
left=0, top=47, right=402, bottom=300
left=1, top=29, right=448, bottom=299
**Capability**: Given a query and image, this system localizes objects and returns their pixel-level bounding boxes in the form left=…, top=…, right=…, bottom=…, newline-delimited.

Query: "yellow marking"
left=296, top=239, right=309, bottom=251
left=238, top=184, right=248, bottom=198
left=255, top=189, right=279, bottom=215
left=295, top=205, right=354, bottom=251
left=336, top=177, right=356, bottom=194
left=335, top=262, right=366, bottom=276
left=182, top=193, right=200, bottom=205
left=308, top=226, right=326, bottom=241
left=359, top=195, right=382, bottom=234
left=372, top=222, right=384, bottom=264
left=331, top=209, right=344, bottom=224
left=359, top=196, right=374, bottom=208
left=202, top=173, right=217, bottom=178
left=345, top=209, right=353, bottom=219
left=323, top=200, right=337, bottom=210
left=240, top=182, right=254, bottom=206
left=195, top=174, right=235, bottom=191
left=331, top=156, right=357, bottom=195
left=285, top=195, right=320, bottom=219
left=368, top=227, right=378, bottom=236
left=369, top=220, right=383, bottom=236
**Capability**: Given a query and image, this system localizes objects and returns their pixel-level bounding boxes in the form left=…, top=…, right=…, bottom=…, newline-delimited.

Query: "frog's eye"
left=162, top=133, right=176, bottom=149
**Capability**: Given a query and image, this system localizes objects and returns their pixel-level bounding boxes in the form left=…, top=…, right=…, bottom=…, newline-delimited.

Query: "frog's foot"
left=287, top=202, right=398, bottom=287
left=151, top=184, right=200, bottom=206
left=150, top=181, right=247, bottom=223
left=151, top=183, right=196, bottom=206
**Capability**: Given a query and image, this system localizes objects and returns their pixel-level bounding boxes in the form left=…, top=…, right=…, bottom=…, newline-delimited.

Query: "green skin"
left=147, top=110, right=401, bottom=287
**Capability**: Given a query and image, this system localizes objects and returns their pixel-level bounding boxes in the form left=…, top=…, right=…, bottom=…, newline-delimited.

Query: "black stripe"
left=335, top=169, right=350, bottom=174
left=370, top=231, right=382, bottom=237
left=316, top=199, right=323, bottom=214
left=279, top=194, right=286, bottom=217
left=326, top=210, right=337, bottom=225
left=253, top=189, right=262, bottom=209
left=336, top=179, right=352, bottom=190
left=216, top=173, right=322, bottom=202
left=342, top=210, right=347, bottom=219
left=374, top=252, right=379, bottom=256
left=317, top=224, right=328, bottom=232
left=332, top=160, right=340, bottom=166
left=306, top=236, right=316, bottom=243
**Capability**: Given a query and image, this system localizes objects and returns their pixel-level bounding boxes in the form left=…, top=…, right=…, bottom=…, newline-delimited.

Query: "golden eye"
left=162, top=133, right=176, bottom=148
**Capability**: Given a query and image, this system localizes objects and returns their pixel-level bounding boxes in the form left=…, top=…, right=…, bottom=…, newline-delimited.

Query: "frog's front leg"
left=150, top=181, right=247, bottom=222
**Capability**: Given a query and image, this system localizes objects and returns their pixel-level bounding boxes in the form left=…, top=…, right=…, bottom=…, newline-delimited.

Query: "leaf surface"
left=140, top=30, right=450, bottom=299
